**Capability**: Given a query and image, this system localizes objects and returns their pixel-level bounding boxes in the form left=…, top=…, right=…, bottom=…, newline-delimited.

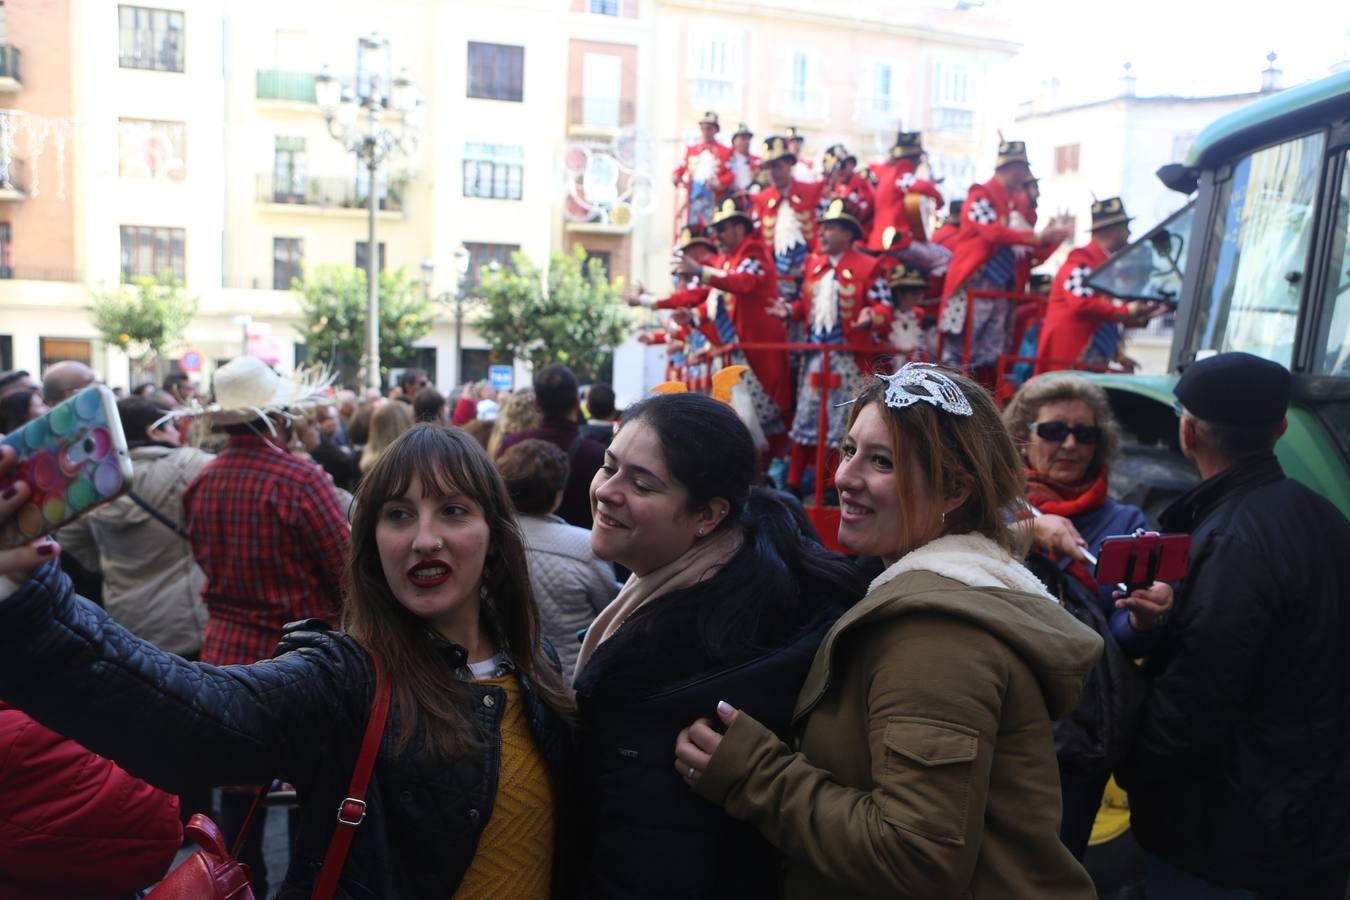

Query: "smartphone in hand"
left=1095, top=530, right=1190, bottom=590
left=1, top=385, right=134, bottom=547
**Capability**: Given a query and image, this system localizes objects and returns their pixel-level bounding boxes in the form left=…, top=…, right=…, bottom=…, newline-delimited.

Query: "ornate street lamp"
left=421, top=245, right=476, bottom=387
left=315, top=35, right=425, bottom=394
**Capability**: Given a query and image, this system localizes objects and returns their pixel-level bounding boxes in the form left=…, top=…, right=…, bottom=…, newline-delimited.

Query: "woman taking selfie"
left=675, top=364, right=1102, bottom=899
left=0, top=424, right=573, bottom=898
left=1003, top=372, right=1172, bottom=858
left=573, top=392, right=863, bottom=899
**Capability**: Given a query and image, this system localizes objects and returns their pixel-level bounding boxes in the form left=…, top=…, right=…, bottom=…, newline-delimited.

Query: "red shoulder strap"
left=312, top=656, right=391, bottom=900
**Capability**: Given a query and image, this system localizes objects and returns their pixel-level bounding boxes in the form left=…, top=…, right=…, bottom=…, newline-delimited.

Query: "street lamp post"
left=315, top=35, right=425, bottom=395
left=421, top=245, right=475, bottom=387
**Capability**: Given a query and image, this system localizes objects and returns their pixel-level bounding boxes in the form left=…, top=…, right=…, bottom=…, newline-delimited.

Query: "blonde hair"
left=847, top=369, right=1025, bottom=557
left=359, top=400, right=415, bottom=473
left=1002, top=372, right=1121, bottom=473
left=486, top=388, right=542, bottom=459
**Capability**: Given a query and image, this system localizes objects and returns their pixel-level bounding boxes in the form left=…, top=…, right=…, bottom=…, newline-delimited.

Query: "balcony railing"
left=770, top=88, right=828, bottom=122
left=256, top=69, right=317, bottom=103
left=930, top=106, right=975, bottom=135
left=0, top=45, right=21, bottom=85
left=853, top=96, right=904, bottom=126
left=256, top=173, right=404, bottom=213
left=0, top=266, right=83, bottom=282
left=0, top=159, right=27, bottom=196
left=568, top=96, right=636, bottom=129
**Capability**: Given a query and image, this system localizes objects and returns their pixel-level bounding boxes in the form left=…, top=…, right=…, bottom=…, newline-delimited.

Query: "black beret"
left=1175, top=352, right=1290, bottom=425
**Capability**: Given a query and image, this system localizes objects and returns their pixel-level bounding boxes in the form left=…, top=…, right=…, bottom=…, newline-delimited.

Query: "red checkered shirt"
left=183, top=432, right=349, bottom=665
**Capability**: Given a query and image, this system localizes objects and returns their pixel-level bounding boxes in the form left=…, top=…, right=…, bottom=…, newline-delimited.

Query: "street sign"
left=178, top=349, right=203, bottom=373
left=488, top=365, right=513, bottom=392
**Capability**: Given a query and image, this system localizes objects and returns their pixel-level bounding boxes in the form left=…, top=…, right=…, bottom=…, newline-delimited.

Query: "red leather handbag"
left=147, top=662, right=392, bottom=900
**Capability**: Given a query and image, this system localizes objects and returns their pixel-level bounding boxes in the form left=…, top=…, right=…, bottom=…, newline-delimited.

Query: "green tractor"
left=1084, top=68, right=1350, bottom=522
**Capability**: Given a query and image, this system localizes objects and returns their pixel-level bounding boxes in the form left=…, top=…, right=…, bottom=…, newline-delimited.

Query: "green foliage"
left=475, top=245, right=632, bottom=380
left=89, top=273, right=198, bottom=362
left=296, top=264, right=435, bottom=384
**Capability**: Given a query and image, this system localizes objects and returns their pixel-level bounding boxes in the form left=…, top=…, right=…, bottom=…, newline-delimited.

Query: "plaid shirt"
left=183, top=432, right=349, bottom=665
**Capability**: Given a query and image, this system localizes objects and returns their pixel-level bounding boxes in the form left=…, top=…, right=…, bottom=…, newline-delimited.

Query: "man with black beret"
left=1117, top=351, right=1350, bottom=899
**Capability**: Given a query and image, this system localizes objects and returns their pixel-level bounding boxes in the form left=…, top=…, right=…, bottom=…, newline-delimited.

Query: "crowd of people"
left=0, top=343, right=1346, bottom=899
left=646, top=114, right=1171, bottom=495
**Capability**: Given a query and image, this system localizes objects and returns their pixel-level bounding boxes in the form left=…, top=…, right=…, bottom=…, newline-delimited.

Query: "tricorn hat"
left=710, top=195, right=754, bottom=229
left=996, top=139, right=1029, bottom=169
left=889, top=263, right=928, bottom=290
left=1090, top=196, right=1133, bottom=230
left=677, top=223, right=717, bottom=252
left=822, top=144, right=856, bottom=174
left=698, top=110, right=721, bottom=130
left=762, top=135, right=796, bottom=165
left=820, top=197, right=864, bottom=240
left=891, top=131, right=925, bottom=160
left=733, top=121, right=753, bottom=138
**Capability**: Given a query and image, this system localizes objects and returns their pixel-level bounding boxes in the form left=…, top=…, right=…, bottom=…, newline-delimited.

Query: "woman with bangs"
left=674, top=364, right=1103, bottom=899
left=0, top=423, right=575, bottom=898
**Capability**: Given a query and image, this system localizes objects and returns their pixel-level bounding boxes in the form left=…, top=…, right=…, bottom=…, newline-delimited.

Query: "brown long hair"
left=847, top=369, right=1025, bottom=558
left=343, top=424, right=573, bottom=757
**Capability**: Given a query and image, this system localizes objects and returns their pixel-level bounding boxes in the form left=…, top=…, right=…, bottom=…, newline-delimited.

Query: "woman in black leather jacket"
left=573, top=393, right=865, bottom=899
left=0, top=424, right=574, bottom=899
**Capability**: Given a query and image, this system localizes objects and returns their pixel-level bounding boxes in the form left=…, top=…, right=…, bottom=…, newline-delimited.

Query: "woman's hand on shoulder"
left=1114, top=581, right=1174, bottom=631
left=1028, top=513, right=1088, bottom=562
left=0, top=444, right=60, bottom=582
left=674, top=701, right=738, bottom=788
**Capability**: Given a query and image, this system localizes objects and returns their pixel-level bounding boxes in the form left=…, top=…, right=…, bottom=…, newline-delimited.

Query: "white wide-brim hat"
left=170, top=355, right=332, bottom=427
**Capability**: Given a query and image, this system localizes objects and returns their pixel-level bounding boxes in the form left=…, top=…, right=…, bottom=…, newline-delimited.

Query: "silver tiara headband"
left=878, top=362, right=973, bottom=416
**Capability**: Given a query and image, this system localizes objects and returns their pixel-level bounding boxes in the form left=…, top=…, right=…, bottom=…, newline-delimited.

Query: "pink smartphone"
left=1095, top=531, right=1191, bottom=588
left=1, top=385, right=134, bottom=547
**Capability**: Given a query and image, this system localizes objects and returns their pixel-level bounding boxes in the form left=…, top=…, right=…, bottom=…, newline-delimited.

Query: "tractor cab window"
left=1184, top=131, right=1326, bottom=368
left=1088, top=200, right=1194, bottom=305
left=1313, top=149, right=1350, bottom=377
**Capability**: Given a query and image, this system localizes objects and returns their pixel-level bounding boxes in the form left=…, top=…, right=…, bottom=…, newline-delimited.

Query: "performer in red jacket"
left=938, top=139, right=1071, bottom=385
left=728, top=122, right=761, bottom=198
left=821, top=144, right=876, bottom=236
left=753, top=135, right=823, bottom=305
left=672, top=111, right=734, bottom=227
left=1037, top=196, right=1159, bottom=372
left=0, top=701, right=181, bottom=898
left=866, top=131, right=945, bottom=253
left=674, top=197, right=791, bottom=446
left=773, top=199, right=892, bottom=492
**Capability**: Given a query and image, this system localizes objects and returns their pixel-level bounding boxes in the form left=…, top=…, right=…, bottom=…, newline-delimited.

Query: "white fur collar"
left=869, top=532, right=1056, bottom=602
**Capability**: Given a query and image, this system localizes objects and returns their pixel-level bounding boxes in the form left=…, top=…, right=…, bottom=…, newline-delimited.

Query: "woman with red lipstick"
left=0, top=424, right=575, bottom=898
left=674, top=363, right=1102, bottom=899
left=572, top=392, right=863, bottom=899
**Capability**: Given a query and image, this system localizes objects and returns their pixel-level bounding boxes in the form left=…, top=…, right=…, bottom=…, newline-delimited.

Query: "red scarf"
left=1025, top=468, right=1110, bottom=593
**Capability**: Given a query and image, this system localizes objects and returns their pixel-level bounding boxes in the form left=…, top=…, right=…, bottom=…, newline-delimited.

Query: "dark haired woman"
left=573, top=392, right=864, bottom=899
left=0, top=424, right=574, bottom=898
left=675, top=365, right=1102, bottom=899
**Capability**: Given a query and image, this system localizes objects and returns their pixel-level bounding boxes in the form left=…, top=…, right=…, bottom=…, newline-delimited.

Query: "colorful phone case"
left=1095, top=532, right=1191, bottom=586
left=1, top=385, right=134, bottom=547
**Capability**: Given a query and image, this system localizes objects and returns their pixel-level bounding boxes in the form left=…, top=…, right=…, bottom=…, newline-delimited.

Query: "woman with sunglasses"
left=1003, top=372, right=1173, bottom=858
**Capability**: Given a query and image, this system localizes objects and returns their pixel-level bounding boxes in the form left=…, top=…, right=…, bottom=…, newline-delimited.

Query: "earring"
left=696, top=528, right=705, bottom=537
left=940, top=511, right=946, bottom=526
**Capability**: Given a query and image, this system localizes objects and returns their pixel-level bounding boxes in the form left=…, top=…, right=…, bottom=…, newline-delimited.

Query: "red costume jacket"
left=932, top=221, right=960, bottom=249
left=700, top=237, right=791, bottom=412
left=866, top=158, right=944, bottom=252
left=729, top=151, right=761, bottom=193
left=790, top=249, right=894, bottom=370
left=1036, top=241, right=1122, bottom=372
left=827, top=172, right=877, bottom=233
left=673, top=141, right=734, bottom=193
left=941, top=176, right=1039, bottom=299
left=753, top=181, right=823, bottom=255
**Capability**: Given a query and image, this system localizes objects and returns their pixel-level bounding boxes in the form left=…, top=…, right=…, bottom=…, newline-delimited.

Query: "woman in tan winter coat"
left=676, top=363, right=1103, bottom=900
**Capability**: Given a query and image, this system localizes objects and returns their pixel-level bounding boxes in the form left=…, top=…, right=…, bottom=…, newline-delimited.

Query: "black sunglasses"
left=1030, top=421, right=1102, bottom=444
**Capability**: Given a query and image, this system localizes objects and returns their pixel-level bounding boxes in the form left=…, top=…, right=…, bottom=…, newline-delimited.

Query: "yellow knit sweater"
left=453, top=675, right=555, bottom=900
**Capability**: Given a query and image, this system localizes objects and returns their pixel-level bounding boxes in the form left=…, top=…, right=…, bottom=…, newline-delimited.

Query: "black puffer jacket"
left=1117, top=454, right=1350, bottom=888
left=572, top=503, right=859, bottom=900
left=0, top=561, right=574, bottom=899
